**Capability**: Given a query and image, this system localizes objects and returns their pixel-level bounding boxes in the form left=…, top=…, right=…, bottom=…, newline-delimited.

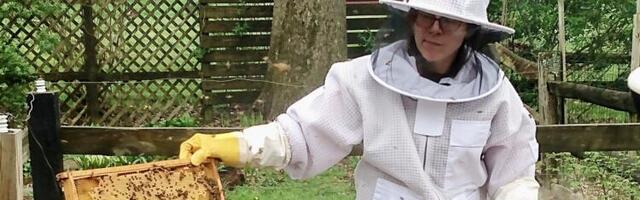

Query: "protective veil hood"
left=369, top=40, right=505, bottom=103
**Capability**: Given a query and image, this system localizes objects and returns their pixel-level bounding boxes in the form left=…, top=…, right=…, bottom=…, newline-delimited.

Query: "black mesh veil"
left=370, top=5, right=511, bottom=65
left=367, top=5, right=510, bottom=102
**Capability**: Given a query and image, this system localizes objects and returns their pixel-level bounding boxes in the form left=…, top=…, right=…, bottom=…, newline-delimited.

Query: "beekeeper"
left=180, top=0, right=540, bottom=199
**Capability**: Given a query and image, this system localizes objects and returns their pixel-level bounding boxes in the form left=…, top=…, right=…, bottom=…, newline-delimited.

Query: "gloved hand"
left=179, top=132, right=244, bottom=166
left=179, top=123, right=291, bottom=169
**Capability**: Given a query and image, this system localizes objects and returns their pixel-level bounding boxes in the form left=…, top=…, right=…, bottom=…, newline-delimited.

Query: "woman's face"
left=412, top=11, right=468, bottom=64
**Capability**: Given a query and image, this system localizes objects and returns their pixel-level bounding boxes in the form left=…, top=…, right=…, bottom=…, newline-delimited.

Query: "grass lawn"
left=225, top=157, right=358, bottom=200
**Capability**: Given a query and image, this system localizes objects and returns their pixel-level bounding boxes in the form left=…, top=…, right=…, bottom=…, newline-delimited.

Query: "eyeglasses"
left=414, top=12, right=464, bottom=33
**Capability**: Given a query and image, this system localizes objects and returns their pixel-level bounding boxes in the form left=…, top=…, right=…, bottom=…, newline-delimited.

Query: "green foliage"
left=147, top=114, right=199, bottom=127
left=31, top=0, right=65, bottom=17
left=487, top=0, right=636, bottom=114
left=567, top=100, right=631, bottom=123
left=585, top=152, right=640, bottom=182
left=0, top=36, right=34, bottom=85
left=207, top=105, right=265, bottom=127
left=36, top=31, right=61, bottom=54
left=500, top=1, right=559, bottom=58
left=0, top=0, right=63, bottom=18
left=357, top=30, right=377, bottom=54
left=22, top=159, right=32, bottom=176
left=0, top=36, right=34, bottom=118
left=239, top=111, right=264, bottom=127
left=541, top=153, right=640, bottom=198
left=232, top=21, right=250, bottom=35
left=1, top=0, right=62, bottom=125
left=489, top=0, right=635, bottom=64
left=193, top=47, right=207, bottom=60
left=66, top=155, right=169, bottom=170
left=0, top=1, right=31, bottom=18
left=22, top=155, right=168, bottom=175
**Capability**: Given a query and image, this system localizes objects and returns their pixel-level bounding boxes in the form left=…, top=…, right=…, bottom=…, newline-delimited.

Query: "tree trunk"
left=259, top=0, right=347, bottom=119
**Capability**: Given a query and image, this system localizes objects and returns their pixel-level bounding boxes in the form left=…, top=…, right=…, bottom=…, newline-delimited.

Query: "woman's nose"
left=427, top=19, right=443, bottom=35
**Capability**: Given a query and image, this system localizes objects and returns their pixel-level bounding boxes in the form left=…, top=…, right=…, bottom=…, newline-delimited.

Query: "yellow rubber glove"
left=179, top=132, right=243, bottom=166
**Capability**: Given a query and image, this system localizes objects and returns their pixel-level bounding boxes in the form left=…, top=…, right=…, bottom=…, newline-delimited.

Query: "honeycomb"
left=89, top=166, right=221, bottom=200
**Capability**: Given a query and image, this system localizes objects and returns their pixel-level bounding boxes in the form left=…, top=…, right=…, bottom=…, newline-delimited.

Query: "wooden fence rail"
left=21, top=89, right=640, bottom=200
left=16, top=122, right=640, bottom=199
left=5, top=117, right=635, bottom=199
left=57, top=123, right=640, bottom=157
left=547, top=81, right=637, bottom=113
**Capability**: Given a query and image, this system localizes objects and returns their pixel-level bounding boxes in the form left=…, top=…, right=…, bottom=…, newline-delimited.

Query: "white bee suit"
left=241, top=41, right=539, bottom=199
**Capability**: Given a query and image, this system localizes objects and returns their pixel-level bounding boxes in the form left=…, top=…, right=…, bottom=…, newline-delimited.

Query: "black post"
left=82, top=4, right=100, bottom=124
left=633, top=92, right=640, bottom=113
left=27, top=92, right=63, bottom=200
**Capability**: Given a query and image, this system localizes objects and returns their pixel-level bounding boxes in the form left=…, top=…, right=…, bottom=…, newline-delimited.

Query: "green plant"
left=66, top=155, right=169, bottom=170
left=540, top=153, right=640, bottom=199
left=36, top=31, right=61, bottom=54
left=147, top=114, right=199, bottom=127
left=0, top=35, right=35, bottom=125
left=239, top=111, right=264, bottom=127
left=1, top=1, right=30, bottom=18
left=22, top=158, right=31, bottom=176
left=232, top=21, right=250, bottom=35
left=193, top=46, right=207, bottom=60
left=206, top=105, right=266, bottom=127
left=1, top=0, right=62, bottom=127
left=31, top=0, right=64, bottom=16
left=357, top=30, right=376, bottom=54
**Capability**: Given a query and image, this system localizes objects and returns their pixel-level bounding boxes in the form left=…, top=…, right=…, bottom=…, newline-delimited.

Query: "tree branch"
left=493, top=43, right=539, bottom=80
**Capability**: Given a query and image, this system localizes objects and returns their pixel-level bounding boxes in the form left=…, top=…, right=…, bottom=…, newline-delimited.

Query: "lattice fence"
left=1, top=1, right=86, bottom=126
left=2, top=0, right=202, bottom=126
left=88, top=0, right=202, bottom=126
left=3, top=0, right=386, bottom=126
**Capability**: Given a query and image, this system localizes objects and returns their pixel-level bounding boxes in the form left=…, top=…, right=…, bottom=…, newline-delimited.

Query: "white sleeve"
left=276, top=63, right=364, bottom=179
left=628, top=67, right=640, bottom=94
left=240, top=122, right=291, bottom=169
left=493, top=177, right=540, bottom=200
left=484, top=81, right=540, bottom=199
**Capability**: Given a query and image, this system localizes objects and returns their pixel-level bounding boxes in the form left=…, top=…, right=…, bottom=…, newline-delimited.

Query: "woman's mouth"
left=423, top=40, right=442, bottom=47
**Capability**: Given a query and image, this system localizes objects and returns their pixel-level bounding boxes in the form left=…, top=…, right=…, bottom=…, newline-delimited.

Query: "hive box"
left=56, top=159, right=224, bottom=200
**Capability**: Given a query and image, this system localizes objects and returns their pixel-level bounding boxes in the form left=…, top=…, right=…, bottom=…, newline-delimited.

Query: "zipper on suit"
left=422, top=136, right=428, bottom=170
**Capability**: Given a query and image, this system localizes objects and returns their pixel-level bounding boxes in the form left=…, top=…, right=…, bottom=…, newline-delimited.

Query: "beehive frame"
left=56, top=159, right=224, bottom=200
